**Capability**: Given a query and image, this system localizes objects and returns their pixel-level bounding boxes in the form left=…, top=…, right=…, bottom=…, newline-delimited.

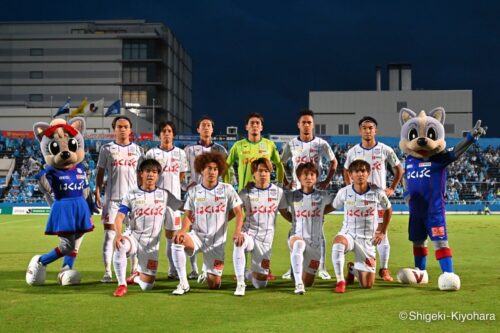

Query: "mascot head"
left=33, top=117, right=86, bottom=169
left=399, top=107, right=446, bottom=159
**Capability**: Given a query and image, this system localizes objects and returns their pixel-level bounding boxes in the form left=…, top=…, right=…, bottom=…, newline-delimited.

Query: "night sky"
left=2, top=0, right=499, bottom=136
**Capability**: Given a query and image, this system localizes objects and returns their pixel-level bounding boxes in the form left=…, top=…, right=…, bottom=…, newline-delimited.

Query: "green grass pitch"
left=0, top=214, right=498, bottom=332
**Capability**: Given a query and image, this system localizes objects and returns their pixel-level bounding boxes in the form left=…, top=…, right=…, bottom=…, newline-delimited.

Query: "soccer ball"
left=397, top=268, right=429, bottom=285
left=438, top=272, right=460, bottom=291
left=58, top=269, right=81, bottom=286
left=26, top=255, right=46, bottom=286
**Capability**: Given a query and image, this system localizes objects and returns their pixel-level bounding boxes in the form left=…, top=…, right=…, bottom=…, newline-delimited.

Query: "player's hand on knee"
left=173, top=231, right=185, bottom=244
left=233, top=231, right=245, bottom=247
left=114, top=235, right=123, bottom=250
left=372, top=231, right=385, bottom=245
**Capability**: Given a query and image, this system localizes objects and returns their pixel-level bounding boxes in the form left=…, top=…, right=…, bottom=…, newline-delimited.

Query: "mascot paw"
left=397, top=268, right=429, bottom=285
left=438, top=272, right=460, bottom=291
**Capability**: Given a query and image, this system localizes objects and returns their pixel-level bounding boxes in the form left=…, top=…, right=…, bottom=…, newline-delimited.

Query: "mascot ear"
left=428, top=107, right=446, bottom=125
left=68, top=117, right=86, bottom=134
left=399, top=108, right=416, bottom=126
left=33, top=122, right=49, bottom=142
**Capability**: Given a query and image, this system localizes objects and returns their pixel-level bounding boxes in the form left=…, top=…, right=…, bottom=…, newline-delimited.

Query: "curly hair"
left=194, top=151, right=228, bottom=175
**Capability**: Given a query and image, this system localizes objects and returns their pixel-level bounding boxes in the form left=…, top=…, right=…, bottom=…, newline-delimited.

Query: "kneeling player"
left=171, top=152, right=244, bottom=295
left=112, top=159, right=183, bottom=297
left=279, top=162, right=335, bottom=295
left=233, top=158, right=286, bottom=296
left=331, top=159, right=392, bottom=293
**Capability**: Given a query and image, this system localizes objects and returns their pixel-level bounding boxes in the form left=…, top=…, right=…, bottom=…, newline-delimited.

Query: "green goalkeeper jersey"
left=225, top=138, right=284, bottom=191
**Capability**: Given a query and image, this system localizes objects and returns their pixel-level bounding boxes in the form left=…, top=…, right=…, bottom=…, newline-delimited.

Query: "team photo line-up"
left=25, top=108, right=484, bottom=296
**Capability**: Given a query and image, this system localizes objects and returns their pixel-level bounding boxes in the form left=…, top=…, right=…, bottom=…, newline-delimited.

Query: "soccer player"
left=171, top=151, right=244, bottom=295
left=342, top=116, right=403, bottom=282
left=225, top=112, right=284, bottom=191
left=280, top=109, right=338, bottom=280
left=112, top=159, right=183, bottom=297
left=95, top=116, right=144, bottom=282
left=232, top=157, right=286, bottom=296
left=279, top=162, right=335, bottom=295
left=332, top=159, right=392, bottom=293
left=184, top=116, right=230, bottom=280
left=145, top=121, right=188, bottom=280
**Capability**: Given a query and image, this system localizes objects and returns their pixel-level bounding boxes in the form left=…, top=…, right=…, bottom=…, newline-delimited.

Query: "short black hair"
left=196, top=116, right=215, bottom=129
left=298, top=109, right=315, bottom=121
left=245, top=112, right=264, bottom=126
left=157, top=120, right=176, bottom=137
left=296, top=162, right=319, bottom=178
left=358, top=116, right=377, bottom=127
left=112, top=116, right=132, bottom=129
left=138, top=158, right=162, bottom=173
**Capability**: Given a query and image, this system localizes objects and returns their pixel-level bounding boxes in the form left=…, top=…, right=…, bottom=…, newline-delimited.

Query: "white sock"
left=320, top=236, right=327, bottom=271
left=190, top=253, right=199, bottom=274
left=134, top=276, right=154, bottom=290
left=166, top=238, right=175, bottom=275
left=172, top=244, right=188, bottom=285
left=332, top=243, right=345, bottom=282
left=377, top=235, right=390, bottom=269
left=103, top=229, right=116, bottom=274
left=130, top=253, right=138, bottom=274
left=252, top=277, right=268, bottom=289
left=245, top=270, right=253, bottom=281
left=233, top=241, right=247, bottom=284
left=291, top=240, right=305, bottom=284
left=113, top=241, right=130, bottom=286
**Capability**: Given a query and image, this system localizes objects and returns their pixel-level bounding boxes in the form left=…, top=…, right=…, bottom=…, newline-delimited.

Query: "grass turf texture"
left=0, top=214, right=498, bottom=332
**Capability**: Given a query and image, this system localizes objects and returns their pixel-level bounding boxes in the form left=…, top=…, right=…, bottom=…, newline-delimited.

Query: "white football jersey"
left=239, top=184, right=286, bottom=244
left=284, top=189, right=334, bottom=245
left=119, top=187, right=183, bottom=248
left=184, top=141, right=228, bottom=184
left=97, top=142, right=144, bottom=201
left=281, top=136, right=336, bottom=189
left=184, top=182, right=242, bottom=247
left=145, top=146, right=187, bottom=200
left=332, top=184, right=391, bottom=239
left=343, top=142, right=400, bottom=189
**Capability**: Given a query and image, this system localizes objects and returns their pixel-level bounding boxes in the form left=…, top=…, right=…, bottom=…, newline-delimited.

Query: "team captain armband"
left=118, top=205, right=130, bottom=215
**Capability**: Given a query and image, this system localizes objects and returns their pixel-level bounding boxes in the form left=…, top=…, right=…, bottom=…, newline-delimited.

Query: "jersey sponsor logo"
left=134, top=206, right=164, bottom=217
left=365, top=257, right=376, bottom=268
left=128, top=152, right=137, bottom=157
left=147, top=260, right=158, bottom=270
left=406, top=164, right=413, bottom=169
left=59, top=181, right=85, bottom=192
left=294, top=209, right=321, bottom=218
left=249, top=203, right=277, bottom=215
left=174, top=216, right=181, bottom=226
left=258, top=150, right=268, bottom=154
left=58, top=175, right=70, bottom=180
left=243, top=157, right=258, bottom=165
left=347, top=207, right=375, bottom=217
left=378, top=210, right=384, bottom=218
left=196, top=203, right=226, bottom=215
left=162, top=164, right=180, bottom=173
left=112, top=159, right=137, bottom=167
left=309, top=260, right=320, bottom=270
left=407, top=169, right=431, bottom=179
left=419, top=162, right=432, bottom=167
left=372, top=161, right=382, bottom=171
left=431, top=226, right=446, bottom=237
left=213, top=259, right=224, bottom=271
left=261, top=259, right=270, bottom=270
left=294, top=155, right=320, bottom=165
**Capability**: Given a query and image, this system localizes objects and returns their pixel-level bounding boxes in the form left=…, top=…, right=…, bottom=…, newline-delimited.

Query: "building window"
left=30, top=48, right=44, bottom=56
left=71, top=29, right=87, bottom=34
left=397, top=101, right=407, bottom=112
left=315, top=124, right=326, bottom=135
left=338, top=124, right=349, bottom=135
left=123, top=66, right=147, bottom=83
left=444, top=124, right=455, bottom=134
left=30, top=71, right=43, bottom=79
left=29, top=94, right=43, bottom=102
left=123, top=42, right=148, bottom=60
left=123, top=89, right=147, bottom=106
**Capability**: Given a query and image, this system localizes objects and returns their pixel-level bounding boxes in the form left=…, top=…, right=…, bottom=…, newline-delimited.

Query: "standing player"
left=112, top=159, right=183, bottom=297
left=95, top=116, right=144, bottom=283
left=280, top=109, right=338, bottom=280
left=225, top=112, right=284, bottom=191
left=279, top=162, right=335, bottom=294
left=332, top=159, right=392, bottom=293
left=145, top=121, right=188, bottom=280
left=171, top=152, right=244, bottom=295
left=233, top=158, right=286, bottom=296
left=342, top=116, right=403, bottom=282
left=184, top=116, right=230, bottom=280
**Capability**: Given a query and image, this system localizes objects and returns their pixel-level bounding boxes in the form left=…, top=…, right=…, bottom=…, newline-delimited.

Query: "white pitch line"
left=0, top=217, right=40, bottom=225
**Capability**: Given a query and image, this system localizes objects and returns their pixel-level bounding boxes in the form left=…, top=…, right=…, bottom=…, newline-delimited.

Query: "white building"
left=310, top=64, right=472, bottom=138
left=0, top=20, right=192, bottom=134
